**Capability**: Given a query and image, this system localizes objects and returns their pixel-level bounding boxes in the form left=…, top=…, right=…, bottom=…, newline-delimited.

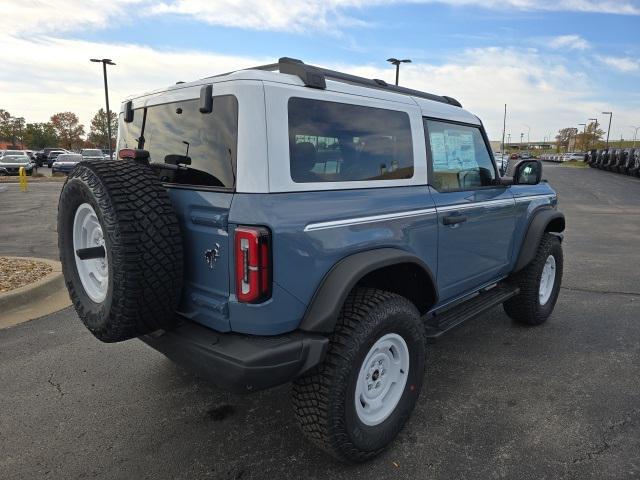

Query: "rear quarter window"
left=287, top=98, right=413, bottom=183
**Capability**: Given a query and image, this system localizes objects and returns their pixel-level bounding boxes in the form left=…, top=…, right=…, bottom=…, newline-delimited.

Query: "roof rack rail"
left=251, top=57, right=462, bottom=108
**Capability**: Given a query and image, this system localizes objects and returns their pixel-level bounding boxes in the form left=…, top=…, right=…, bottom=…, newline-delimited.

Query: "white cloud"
left=3, top=0, right=637, bottom=37
left=425, top=1, right=640, bottom=16
left=547, top=35, right=590, bottom=50
left=596, top=55, right=640, bottom=72
left=2, top=31, right=637, bottom=144
left=149, top=0, right=370, bottom=33
left=146, top=1, right=640, bottom=33
left=0, top=33, right=268, bottom=128
left=3, top=0, right=146, bottom=34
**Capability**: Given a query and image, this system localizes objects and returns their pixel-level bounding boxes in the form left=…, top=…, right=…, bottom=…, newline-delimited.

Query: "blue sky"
left=2, top=0, right=639, bottom=142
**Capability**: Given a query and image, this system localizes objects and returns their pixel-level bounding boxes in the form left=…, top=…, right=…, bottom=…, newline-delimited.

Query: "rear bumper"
left=140, top=320, right=329, bottom=394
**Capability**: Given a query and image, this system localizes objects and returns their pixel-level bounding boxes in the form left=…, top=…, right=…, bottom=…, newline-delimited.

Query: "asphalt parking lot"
left=1, top=164, right=639, bottom=480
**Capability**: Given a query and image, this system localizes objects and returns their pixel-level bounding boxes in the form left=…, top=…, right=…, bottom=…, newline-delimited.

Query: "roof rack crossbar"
left=205, top=57, right=462, bottom=107
left=272, top=57, right=462, bottom=107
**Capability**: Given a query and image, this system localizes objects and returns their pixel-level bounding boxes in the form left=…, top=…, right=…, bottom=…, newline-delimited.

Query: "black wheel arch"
left=298, top=248, right=438, bottom=333
left=514, top=208, right=565, bottom=273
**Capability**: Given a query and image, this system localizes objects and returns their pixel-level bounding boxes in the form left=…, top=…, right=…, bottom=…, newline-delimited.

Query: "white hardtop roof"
left=122, top=67, right=480, bottom=125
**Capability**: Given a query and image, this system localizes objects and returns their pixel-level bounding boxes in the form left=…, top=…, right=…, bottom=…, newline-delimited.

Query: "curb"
left=0, top=257, right=68, bottom=315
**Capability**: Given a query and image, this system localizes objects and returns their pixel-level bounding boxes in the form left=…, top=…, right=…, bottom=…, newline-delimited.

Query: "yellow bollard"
left=19, top=166, right=28, bottom=192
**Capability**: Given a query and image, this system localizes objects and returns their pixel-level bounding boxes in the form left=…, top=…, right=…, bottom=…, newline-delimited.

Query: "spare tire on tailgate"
left=58, top=160, right=183, bottom=342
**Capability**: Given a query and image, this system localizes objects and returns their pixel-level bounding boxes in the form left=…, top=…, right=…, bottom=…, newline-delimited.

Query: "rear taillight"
left=235, top=226, right=271, bottom=303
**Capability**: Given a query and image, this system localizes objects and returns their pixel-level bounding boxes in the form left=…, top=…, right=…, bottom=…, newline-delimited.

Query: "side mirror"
left=513, top=159, right=542, bottom=185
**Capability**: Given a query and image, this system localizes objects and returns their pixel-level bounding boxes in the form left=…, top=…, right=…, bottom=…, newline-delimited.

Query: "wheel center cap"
left=372, top=370, right=380, bottom=381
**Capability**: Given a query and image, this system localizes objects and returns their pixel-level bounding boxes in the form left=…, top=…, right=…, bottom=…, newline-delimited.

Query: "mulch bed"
left=0, top=257, right=53, bottom=293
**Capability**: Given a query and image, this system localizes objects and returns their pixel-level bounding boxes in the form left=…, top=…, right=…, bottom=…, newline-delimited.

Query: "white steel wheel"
left=538, top=254, right=556, bottom=306
left=354, top=333, right=410, bottom=426
left=73, top=203, right=108, bottom=303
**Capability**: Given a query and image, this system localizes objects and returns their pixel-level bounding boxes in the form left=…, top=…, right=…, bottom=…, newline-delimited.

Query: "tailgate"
left=168, top=187, right=233, bottom=332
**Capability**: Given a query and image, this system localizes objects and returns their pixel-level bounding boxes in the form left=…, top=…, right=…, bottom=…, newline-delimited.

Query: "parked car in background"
left=628, top=149, right=640, bottom=176
left=52, top=153, right=83, bottom=174
left=101, top=149, right=115, bottom=160
left=0, top=154, right=34, bottom=175
left=493, top=153, right=509, bottom=175
left=564, top=152, right=584, bottom=161
left=81, top=149, right=105, bottom=161
left=0, top=149, right=28, bottom=160
left=46, top=150, right=67, bottom=168
left=36, top=147, right=61, bottom=167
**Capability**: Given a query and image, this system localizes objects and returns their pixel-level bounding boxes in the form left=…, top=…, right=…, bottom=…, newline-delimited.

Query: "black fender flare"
left=298, top=248, right=437, bottom=333
left=514, top=209, right=565, bottom=272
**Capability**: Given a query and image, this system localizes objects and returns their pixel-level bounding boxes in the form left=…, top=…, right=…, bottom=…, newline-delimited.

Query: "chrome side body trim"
left=304, top=208, right=437, bottom=232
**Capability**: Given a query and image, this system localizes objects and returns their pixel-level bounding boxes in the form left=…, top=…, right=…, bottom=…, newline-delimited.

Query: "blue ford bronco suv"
left=58, top=58, right=565, bottom=462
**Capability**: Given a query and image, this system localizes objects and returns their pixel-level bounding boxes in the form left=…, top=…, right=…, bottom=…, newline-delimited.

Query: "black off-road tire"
left=58, top=160, right=183, bottom=342
left=292, top=288, right=426, bottom=463
left=503, top=233, right=563, bottom=326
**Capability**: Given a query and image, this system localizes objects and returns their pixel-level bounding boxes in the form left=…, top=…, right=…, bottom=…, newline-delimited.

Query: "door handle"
left=443, top=215, right=467, bottom=226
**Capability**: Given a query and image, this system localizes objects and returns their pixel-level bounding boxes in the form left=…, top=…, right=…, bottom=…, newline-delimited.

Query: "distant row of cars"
left=0, top=148, right=112, bottom=176
left=540, top=152, right=585, bottom=162
left=35, top=148, right=110, bottom=168
left=586, top=148, right=640, bottom=176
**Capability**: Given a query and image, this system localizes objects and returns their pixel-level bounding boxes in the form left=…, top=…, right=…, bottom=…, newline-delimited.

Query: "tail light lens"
left=235, top=226, right=271, bottom=303
left=118, top=148, right=135, bottom=159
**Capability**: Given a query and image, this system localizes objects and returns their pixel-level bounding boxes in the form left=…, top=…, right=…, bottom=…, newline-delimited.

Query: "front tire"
left=503, top=233, right=563, bottom=325
left=292, top=288, right=426, bottom=462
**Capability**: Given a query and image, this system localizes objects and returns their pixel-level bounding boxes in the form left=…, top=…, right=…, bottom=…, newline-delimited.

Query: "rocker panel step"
left=424, top=284, right=519, bottom=340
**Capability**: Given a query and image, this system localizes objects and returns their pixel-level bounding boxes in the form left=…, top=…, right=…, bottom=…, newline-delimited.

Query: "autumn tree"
left=575, top=121, right=605, bottom=151
left=555, top=127, right=578, bottom=152
left=0, top=109, right=11, bottom=140
left=50, top=112, right=85, bottom=149
left=0, top=110, right=26, bottom=147
left=87, top=108, right=117, bottom=149
left=24, top=122, right=58, bottom=150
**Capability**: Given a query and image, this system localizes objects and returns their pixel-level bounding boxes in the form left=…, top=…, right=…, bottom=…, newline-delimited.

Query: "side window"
left=288, top=97, right=414, bottom=183
left=424, top=119, right=496, bottom=191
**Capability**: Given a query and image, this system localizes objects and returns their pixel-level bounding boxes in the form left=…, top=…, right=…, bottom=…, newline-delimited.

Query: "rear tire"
left=503, top=233, right=563, bottom=326
left=58, top=160, right=183, bottom=342
left=292, top=288, right=426, bottom=463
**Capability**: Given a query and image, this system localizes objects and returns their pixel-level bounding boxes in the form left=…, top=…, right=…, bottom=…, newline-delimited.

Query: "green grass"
left=559, top=160, right=588, bottom=168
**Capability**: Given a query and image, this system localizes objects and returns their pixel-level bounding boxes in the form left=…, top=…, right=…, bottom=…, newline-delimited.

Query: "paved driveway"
left=0, top=165, right=639, bottom=479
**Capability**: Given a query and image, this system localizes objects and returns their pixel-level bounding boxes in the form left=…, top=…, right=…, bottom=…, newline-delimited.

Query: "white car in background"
left=81, top=149, right=105, bottom=161
left=493, top=153, right=509, bottom=175
left=564, top=152, right=584, bottom=161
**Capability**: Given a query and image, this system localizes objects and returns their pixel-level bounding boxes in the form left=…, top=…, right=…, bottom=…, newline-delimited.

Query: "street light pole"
left=630, top=126, right=640, bottom=148
left=386, top=58, right=411, bottom=86
left=578, top=123, right=586, bottom=151
left=602, top=111, right=613, bottom=149
left=90, top=58, right=116, bottom=159
left=501, top=104, right=507, bottom=155
left=588, top=118, right=598, bottom=150
left=523, top=124, right=531, bottom=153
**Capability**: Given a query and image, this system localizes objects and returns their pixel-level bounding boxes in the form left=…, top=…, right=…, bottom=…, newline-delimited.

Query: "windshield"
left=2, top=155, right=30, bottom=163
left=57, top=154, right=82, bottom=162
left=82, top=149, right=103, bottom=156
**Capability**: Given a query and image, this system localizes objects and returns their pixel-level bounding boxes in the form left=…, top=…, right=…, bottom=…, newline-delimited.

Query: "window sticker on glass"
left=429, top=132, right=447, bottom=168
